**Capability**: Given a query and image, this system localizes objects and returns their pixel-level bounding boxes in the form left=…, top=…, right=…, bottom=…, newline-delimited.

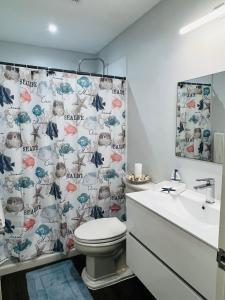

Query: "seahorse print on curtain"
left=0, top=65, right=126, bottom=262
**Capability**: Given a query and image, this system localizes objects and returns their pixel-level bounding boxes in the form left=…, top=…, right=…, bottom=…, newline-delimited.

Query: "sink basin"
left=179, top=190, right=219, bottom=227
left=126, top=187, right=220, bottom=299
left=127, top=188, right=220, bottom=249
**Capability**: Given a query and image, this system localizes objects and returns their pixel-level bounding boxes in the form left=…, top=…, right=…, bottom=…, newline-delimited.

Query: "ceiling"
left=0, top=0, right=161, bottom=54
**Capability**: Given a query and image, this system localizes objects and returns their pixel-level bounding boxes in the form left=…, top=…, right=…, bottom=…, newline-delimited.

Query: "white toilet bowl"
left=74, top=217, right=134, bottom=290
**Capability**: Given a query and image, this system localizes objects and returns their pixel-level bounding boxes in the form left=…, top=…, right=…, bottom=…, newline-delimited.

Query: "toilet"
left=74, top=217, right=134, bottom=290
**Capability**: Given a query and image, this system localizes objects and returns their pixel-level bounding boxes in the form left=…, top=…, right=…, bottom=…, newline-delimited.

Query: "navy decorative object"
left=161, top=187, right=176, bottom=193
left=91, top=151, right=104, bottom=168
left=0, top=85, right=14, bottom=107
left=53, top=239, right=64, bottom=252
left=197, top=99, right=204, bottom=110
left=121, top=213, right=127, bottom=222
left=92, top=94, right=105, bottom=111
left=90, top=205, right=104, bottom=219
left=49, top=182, right=62, bottom=200
left=26, top=260, right=93, bottom=300
left=46, top=121, right=58, bottom=140
left=198, top=142, right=204, bottom=154
left=178, top=121, right=184, bottom=133
left=0, top=154, right=15, bottom=174
left=4, top=219, right=15, bottom=234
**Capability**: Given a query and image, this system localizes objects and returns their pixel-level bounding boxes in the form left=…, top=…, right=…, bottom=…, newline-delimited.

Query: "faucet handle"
left=196, top=178, right=215, bottom=185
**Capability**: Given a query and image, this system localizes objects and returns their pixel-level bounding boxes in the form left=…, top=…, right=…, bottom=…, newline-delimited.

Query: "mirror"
left=176, top=71, right=225, bottom=164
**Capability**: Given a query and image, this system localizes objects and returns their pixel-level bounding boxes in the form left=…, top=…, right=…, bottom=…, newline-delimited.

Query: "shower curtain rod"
left=78, top=57, right=105, bottom=75
left=0, top=61, right=126, bottom=80
left=178, top=81, right=211, bottom=86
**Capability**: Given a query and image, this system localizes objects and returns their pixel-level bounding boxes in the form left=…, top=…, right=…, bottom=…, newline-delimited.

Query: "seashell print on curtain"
left=0, top=65, right=126, bottom=262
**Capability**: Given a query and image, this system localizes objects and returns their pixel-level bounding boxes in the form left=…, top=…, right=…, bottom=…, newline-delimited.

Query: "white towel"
left=214, top=132, right=225, bottom=164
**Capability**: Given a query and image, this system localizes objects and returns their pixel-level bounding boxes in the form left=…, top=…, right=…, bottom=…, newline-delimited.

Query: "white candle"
left=134, top=163, right=142, bottom=178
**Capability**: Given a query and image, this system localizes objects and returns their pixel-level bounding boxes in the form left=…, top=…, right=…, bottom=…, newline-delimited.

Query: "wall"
left=212, top=72, right=225, bottom=134
left=103, top=56, right=126, bottom=77
left=0, top=41, right=97, bottom=72
left=98, top=0, right=225, bottom=199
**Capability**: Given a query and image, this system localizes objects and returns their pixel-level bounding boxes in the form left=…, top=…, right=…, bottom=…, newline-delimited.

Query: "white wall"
left=212, top=72, right=225, bottom=134
left=0, top=41, right=97, bottom=72
left=98, top=0, right=225, bottom=199
left=103, top=56, right=126, bottom=77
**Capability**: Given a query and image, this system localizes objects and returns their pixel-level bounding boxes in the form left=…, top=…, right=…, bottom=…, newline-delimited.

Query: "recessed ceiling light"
left=48, top=24, right=58, bottom=34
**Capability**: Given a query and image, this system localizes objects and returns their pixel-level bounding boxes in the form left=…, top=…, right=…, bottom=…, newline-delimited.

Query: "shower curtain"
left=0, top=64, right=126, bottom=263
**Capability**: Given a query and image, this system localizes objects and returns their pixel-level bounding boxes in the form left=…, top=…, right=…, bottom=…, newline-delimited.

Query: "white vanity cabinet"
left=126, top=192, right=218, bottom=300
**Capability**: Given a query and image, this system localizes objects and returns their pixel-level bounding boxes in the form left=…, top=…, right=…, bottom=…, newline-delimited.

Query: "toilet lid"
left=74, top=217, right=126, bottom=243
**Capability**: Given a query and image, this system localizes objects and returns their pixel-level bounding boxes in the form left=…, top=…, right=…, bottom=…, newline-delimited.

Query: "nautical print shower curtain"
left=176, top=82, right=211, bottom=161
left=0, top=65, right=126, bottom=263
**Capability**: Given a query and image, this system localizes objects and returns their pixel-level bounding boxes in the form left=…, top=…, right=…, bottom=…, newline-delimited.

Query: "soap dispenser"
left=171, top=169, right=181, bottom=182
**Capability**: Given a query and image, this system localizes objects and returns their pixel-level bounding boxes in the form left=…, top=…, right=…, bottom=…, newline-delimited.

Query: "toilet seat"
left=74, top=217, right=126, bottom=245
left=75, top=235, right=126, bottom=248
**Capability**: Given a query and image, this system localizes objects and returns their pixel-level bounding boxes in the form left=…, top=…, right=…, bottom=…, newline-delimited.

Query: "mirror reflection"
left=176, top=71, right=225, bottom=164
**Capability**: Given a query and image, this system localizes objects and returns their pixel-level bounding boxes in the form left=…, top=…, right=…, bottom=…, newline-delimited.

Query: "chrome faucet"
left=194, top=178, right=215, bottom=204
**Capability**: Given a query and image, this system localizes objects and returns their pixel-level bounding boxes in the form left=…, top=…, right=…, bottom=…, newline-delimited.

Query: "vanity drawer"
left=126, top=197, right=217, bottom=299
left=127, top=233, right=203, bottom=300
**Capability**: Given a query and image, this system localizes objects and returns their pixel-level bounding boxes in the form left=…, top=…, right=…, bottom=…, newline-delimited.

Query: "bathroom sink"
left=126, top=188, right=220, bottom=299
left=179, top=190, right=219, bottom=226
left=126, top=188, right=220, bottom=248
